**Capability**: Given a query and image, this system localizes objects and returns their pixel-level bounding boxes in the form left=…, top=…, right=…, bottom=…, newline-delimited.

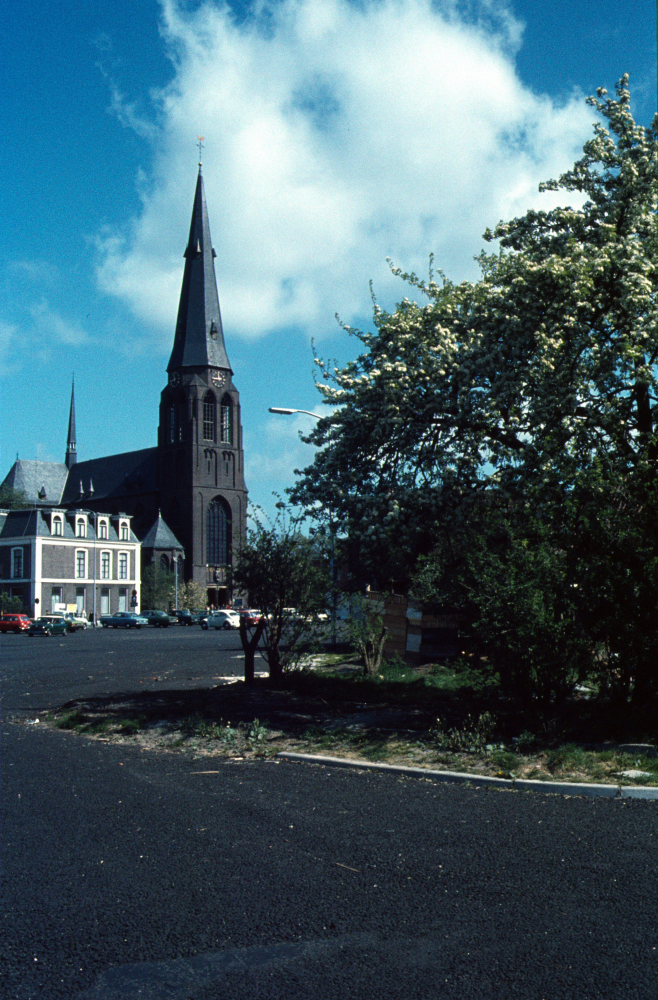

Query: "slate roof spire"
left=65, top=378, right=77, bottom=470
left=167, top=164, right=232, bottom=373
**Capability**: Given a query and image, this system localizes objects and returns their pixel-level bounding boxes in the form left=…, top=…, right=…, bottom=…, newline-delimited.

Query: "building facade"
left=0, top=508, right=140, bottom=619
left=0, top=165, right=248, bottom=609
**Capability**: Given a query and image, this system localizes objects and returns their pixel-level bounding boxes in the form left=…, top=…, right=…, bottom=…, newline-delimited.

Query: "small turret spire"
left=65, top=378, right=77, bottom=470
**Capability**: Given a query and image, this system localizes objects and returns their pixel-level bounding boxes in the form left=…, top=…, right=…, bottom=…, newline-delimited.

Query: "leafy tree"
left=344, top=593, right=388, bottom=676
left=231, top=512, right=330, bottom=682
left=0, top=485, right=29, bottom=510
left=291, top=77, right=657, bottom=704
left=0, top=592, right=24, bottom=613
left=140, top=564, right=175, bottom=610
left=177, top=579, right=207, bottom=611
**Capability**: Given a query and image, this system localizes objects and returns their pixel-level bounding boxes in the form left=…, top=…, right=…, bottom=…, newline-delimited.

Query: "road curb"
left=276, top=751, right=658, bottom=799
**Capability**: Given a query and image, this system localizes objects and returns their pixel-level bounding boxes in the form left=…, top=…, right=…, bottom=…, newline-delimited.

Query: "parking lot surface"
left=2, top=629, right=658, bottom=1000
left=1, top=627, right=261, bottom=716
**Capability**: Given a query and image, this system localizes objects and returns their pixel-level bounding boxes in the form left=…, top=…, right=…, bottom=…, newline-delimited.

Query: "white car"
left=200, top=610, right=241, bottom=630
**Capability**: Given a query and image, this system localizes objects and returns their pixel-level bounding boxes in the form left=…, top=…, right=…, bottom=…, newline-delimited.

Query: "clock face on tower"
left=169, top=372, right=181, bottom=387
left=211, top=370, right=227, bottom=389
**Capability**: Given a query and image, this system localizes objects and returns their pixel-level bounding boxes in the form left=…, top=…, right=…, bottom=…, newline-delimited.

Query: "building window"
left=101, top=552, right=111, bottom=580
left=220, top=395, right=233, bottom=444
left=206, top=497, right=232, bottom=565
left=118, top=588, right=127, bottom=612
left=160, top=554, right=170, bottom=572
left=76, top=518, right=86, bottom=538
left=203, top=393, right=216, bottom=442
left=118, top=552, right=128, bottom=580
left=100, top=588, right=110, bottom=616
left=76, top=550, right=86, bottom=579
left=51, top=587, right=62, bottom=613
left=75, top=587, right=85, bottom=614
left=98, top=520, right=108, bottom=540
left=52, top=516, right=63, bottom=536
left=11, top=548, right=23, bottom=579
left=120, top=523, right=129, bottom=541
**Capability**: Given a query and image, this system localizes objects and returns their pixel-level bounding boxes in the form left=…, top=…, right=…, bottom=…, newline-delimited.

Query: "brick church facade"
left=1, top=166, right=248, bottom=609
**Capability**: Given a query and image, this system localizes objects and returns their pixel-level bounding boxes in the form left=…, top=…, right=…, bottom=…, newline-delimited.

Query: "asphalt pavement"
left=1, top=626, right=257, bottom=716
left=2, top=630, right=658, bottom=999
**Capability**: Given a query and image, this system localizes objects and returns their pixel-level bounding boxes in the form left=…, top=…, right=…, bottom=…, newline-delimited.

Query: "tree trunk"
left=240, top=618, right=265, bottom=685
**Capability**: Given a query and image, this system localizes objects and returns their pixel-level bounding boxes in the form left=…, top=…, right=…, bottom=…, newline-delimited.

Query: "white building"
left=0, top=507, right=140, bottom=620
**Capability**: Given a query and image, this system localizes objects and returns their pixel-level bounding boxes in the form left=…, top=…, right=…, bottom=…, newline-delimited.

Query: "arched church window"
left=220, top=395, right=233, bottom=445
left=203, top=392, right=216, bottom=442
left=160, top=554, right=170, bottom=572
left=206, top=497, right=232, bottom=565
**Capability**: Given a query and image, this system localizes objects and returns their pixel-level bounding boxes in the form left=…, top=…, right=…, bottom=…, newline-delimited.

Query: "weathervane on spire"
left=197, top=136, right=205, bottom=164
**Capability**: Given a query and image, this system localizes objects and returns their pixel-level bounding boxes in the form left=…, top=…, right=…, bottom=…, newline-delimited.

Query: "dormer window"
left=76, top=517, right=86, bottom=538
left=120, top=522, right=129, bottom=541
left=98, top=520, right=108, bottom=540
left=52, top=515, right=63, bottom=537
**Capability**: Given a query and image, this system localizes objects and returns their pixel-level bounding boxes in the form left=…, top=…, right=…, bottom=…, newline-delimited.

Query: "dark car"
left=28, top=616, right=68, bottom=637
left=172, top=609, right=196, bottom=626
left=99, top=612, right=148, bottom=629
left=63, top=612, right=88, bottom=632
left=0, top=614, right=31, bottom=634
left=141, top=610, right=176, bottom=628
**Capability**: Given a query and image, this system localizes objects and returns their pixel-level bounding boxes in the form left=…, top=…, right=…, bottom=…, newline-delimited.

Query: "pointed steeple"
left=167, top=165, right=231, bottom=373
left=65, top=379, right=77, bottom=470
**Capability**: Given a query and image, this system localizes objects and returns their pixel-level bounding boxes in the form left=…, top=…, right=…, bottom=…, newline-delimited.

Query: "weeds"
left=430, top=711, right=497, bottom=753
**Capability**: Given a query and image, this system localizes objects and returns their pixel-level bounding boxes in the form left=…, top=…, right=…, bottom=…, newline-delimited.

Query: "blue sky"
left=1, top=0, right=655, bottom=521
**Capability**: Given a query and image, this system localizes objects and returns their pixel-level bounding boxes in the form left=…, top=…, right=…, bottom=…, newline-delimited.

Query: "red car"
left=0, top=614, right=31, bottom=633
left=239, top=609, right=266, bottom=628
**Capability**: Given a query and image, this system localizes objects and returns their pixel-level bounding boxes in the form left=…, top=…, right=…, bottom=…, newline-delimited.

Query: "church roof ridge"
left=167, top=167, right=232, bottom=374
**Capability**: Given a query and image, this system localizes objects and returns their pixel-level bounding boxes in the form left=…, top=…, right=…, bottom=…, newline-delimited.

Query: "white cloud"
left=0, top=320, right=18, bottom=376
left=29, top=300, right=90, bottom=347
left=245, top=411, right=321, bottom=493
left=96, top=0, right=594, bottom=349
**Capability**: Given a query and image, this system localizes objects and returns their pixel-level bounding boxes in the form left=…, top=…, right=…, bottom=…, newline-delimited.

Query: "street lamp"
left=269, top=405, right=337, bottom=648
left=77, top=509, right=97, bottom=626
left=268, top=407, right=323, bottom=419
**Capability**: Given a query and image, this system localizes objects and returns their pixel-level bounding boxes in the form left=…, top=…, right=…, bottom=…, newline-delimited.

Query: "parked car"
left=63, top=612, right=88, bottom=632
left=0, top=613, right=31, bottom=633
left=141, top=610, right=176, bottom=628
left=200, top=610, right=241, bottom=631
left=28, top=616, right=68, bottom=636
left=240, top=609, right=267, bottom=628
left=172, top=609, right=196, bottom=626
left=99, top=612, right=148, bottom=629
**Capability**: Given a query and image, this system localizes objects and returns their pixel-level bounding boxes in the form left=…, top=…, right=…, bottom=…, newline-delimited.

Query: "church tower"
left=157, top=163, right=247, bottom=604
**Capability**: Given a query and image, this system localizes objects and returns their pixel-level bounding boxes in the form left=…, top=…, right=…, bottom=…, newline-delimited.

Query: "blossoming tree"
left=291, top=77, right=657, bottom=705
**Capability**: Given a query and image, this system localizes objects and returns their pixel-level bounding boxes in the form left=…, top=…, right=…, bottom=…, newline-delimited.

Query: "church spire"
left=65, top=378, right=77, bottom=470
left=167, top=165, right=231, bottom=373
